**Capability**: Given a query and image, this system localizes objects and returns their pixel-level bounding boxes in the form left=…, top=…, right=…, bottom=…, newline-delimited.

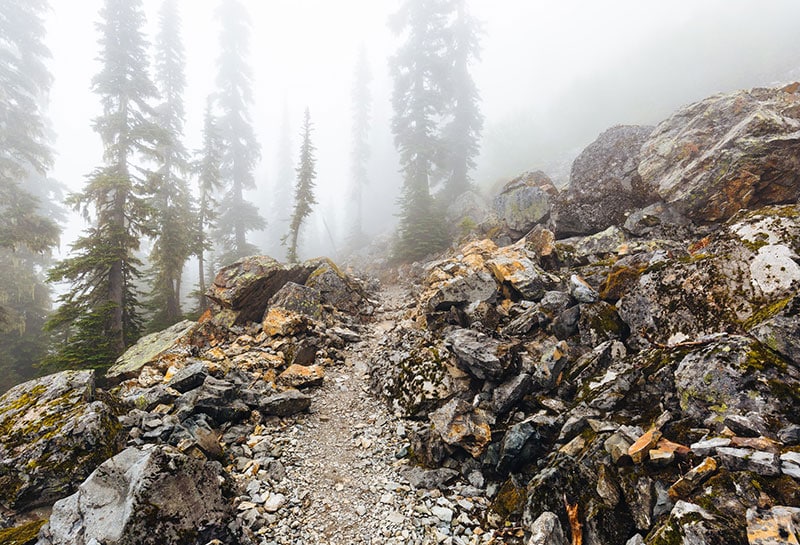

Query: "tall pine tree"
left=147, top=0, right=193, bottom=331
left=213, top=0, right=265, bottom=266
left=0, top=0, right=62, bottom=386
left=348, top=44, right=372, bottom=248
left=46, top=0, right=161, bottom=370
left=389, top=0, right=451, bottom=261
left=440, top=0, right=483, bottom=200
left=193, top=98, right=223, bottom=314
left=284, top=108, right=317, bottom=263
left=266, top=102, right=294, bottom=257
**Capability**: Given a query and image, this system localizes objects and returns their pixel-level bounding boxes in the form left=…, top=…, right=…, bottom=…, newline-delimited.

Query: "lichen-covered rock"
left=0, top=370, right=122, bottom=511
left=646, top=500, right=747, bottom=544
left=746, top=506, right=800, bottom=545
left=263, top=307, right=311, bottom=337
left=551, top=125, right=656, bottom=236
left=106, top=320, right=198, bottom=381
left=303, top=258, right=368, bottom=316
left=639, top=84, right=800, bottom=223
left=673, top=334, right=800, bottom=432
left=492, top=170, right=557, bottom=233
left=37, top=445, right=241, bottom=545
left=267, top=281, right=323, bottom=318
left=277, top=364, right=325, bottom=389
left=619, top=205, right=800, bottom=347
left=429, top=398, right=492, bottom=458
left=749, top=294, right=800, bottom=366
left=206, top=255, right=317, bottom=324
left=445, top=328, right=513, bottom=381
left=486, top=244, right=558, bottom=301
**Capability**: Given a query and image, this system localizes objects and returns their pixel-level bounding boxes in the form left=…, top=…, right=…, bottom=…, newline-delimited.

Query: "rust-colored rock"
left=277, top=364, right=325, bottom=389
left=263, top=308, right=310, bottom=337
left=628, top=429, right=661, bottom=464
left=429, top=398, right=492, bottom=458
left=668, top=457, right=718, bottom=500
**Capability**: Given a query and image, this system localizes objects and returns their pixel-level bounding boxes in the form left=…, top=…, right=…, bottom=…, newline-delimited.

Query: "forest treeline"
left=0, top=0, right=483, bottom=388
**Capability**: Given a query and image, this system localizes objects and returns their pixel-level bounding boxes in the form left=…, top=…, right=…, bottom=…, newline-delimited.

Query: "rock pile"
left=0, top=82, right=799, bottom=545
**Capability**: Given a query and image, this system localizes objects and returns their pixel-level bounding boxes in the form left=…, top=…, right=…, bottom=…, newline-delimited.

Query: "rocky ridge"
left=0, top=83, right=798, bottom=545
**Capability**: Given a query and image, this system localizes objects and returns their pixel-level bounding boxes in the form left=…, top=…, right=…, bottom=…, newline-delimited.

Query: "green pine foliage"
left=45, top=0, right=162, bottom=370
left=389, top=0, right=453, bottom=262
left=146, top=0, right=194, bottom=332
left=284, top=108, right=318, bottom=263
left=440, top=0, right=483, bottom=200
left=192, top=98, right=224, bottom=314
left=213, top=0, right=265, bottom=267
left=0, top=0, right=62, bottom=387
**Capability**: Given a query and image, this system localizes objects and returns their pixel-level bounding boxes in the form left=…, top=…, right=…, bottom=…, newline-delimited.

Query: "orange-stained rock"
left=429, top=398, right=492, bottom=458
left=668, top=457, right=718, bottom=500
left=656, top=438, right=691, bottom=457
left=746, top=506, right=800, bottom=545
left=628, top=429, right=662, bottom=464
left=730, top=436, right=781, bottom=453
left=263, top=307, right=309, bottom=337
left=277, top=364, right=325, bottom=389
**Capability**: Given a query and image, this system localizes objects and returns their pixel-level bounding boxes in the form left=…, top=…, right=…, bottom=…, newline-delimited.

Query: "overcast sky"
left=44, top=0, right=800, bottom=256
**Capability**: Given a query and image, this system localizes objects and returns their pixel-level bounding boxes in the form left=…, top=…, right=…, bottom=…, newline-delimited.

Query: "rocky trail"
left=237, top=284, right=494, bottom=545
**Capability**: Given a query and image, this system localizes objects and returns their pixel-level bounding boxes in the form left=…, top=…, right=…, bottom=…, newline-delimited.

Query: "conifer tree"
left=45, top=0, right=161, bottom=369
left=147, top=0, right=193, bottom=331
left=266, top=103, right=294, bottom=257
left=284, top=108, right=317, bottom=263
left=193, top=98, right=223, bottom=314
left=213, top=0, right=265, bottom=266
left=348, top=45, right=372, bottom=248
left=389, top=0, right=451, bottom=261
left=0, top=0, right=62, bottom=384
left=440, top=0, right=483, bottom=199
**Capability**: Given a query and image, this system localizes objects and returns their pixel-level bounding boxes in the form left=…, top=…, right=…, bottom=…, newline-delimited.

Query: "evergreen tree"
left=266, top=102, right=294, bottom=257
left=389, top=0, right=451, bottom=261
left=284, top=108, right=317, bottom=263
left=348, top=44, right=372, bottom=248
left=213, top=0, right=265, bottom=266
left=193, top=98, right=223, bottom=314
left=0, top=0, right=61, bottom=385
left=147, top=0, right=193, bottom=331
left=45, top=0, right=161, bottom=370
left=440, top=0, right=483, bottom=199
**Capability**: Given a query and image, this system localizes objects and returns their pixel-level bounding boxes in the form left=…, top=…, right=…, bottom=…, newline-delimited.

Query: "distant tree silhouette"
left=284, top=108, right=318, bottom=263
left=348, top=44, right=372, bottom=249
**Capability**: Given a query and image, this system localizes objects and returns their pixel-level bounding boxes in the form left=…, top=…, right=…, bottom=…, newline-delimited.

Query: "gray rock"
left=206, top=255, right=318, bottom=324
left=257, top=389, right=312, bottom=416
left=402, top=467, right=459, bottom=490
left=37, top=445, right=240, bottom=545
left=717, top=447, right=781, bottom=476
left=749, top=294, right=800, bottom=366
left=780, top=452, right=800, bottom=479
left=639, top=85, right=800, bottom=223
left=106, top=320, right=198, bottom=381
left=723, top=412, right=768, bottom=438
left=527, top=511, right=568, bottom=545
left=604, top=432, right=633, bottom=465
left=491, top=373, right=532, bottom=415
left=445, top=328, right=509, bottom=380
left=496, top=417, right=545, bottom=474
left=690, top=437, right=731, bottom=457
left=166, top=361, right=208, bottom=393
left=569, top=274, right=598, bottom=304
left=303, top=258, right=367, bottom=315
left=267, top=281, right=323, bottom=318
left=492, top=171, right=557, bottom=233
left=0, top=370, right=122, bottom=511
left=779, top=424, right=800, bottom=446
left=429, top=398, right=492, bottom=458
left=623, top=201, right=690, bottom=237
left=625, top=535, right=645, bottom=545
left=551, top=125, right=656, bottom=237
left=427, top=270, right=498, bottom=312
left=578, top=301, right=628, bottom=346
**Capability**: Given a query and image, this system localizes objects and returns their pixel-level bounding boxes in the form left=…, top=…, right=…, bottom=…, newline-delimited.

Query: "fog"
left=45, top=0, right=800, bottom=259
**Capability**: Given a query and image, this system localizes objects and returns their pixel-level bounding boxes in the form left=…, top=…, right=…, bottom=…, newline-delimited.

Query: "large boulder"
left=205, top=255, right=317, bottom=324
left=619, top=205, right=800, bottom=347
left=551, top=125, right=656, bottom=237
left=106, top=320, right=198, bottom=381
left=0, top=370, right=122, bottom=511
left=303, top=258, right=368, bottom=316
left=639, top=84, right=800, bottom=223
left=673, top=334, right=800, bottom=432
left=37, top=444, right=241, bottom=545
left=492, top=171, right=558, bottom=234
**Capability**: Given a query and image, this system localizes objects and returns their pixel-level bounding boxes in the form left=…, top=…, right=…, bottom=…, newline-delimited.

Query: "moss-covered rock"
left=106, top=320, right=198, bottom=381
left=0, top=370, right=123, bottom=511
left=0, top=519, right=46, bottom=545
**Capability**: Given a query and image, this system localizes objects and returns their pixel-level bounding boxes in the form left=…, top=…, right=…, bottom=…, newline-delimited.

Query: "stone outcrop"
left=639, top=84, right=800, bottom=223
left=106, top=320, right=198, bottom=381
left=0, top=370, right=122, bottom=512
left=493, top=170, right=558, bottom=234
left=38, top=445, right=241, bottom=545
left=552, top=125, right=656, bottom=236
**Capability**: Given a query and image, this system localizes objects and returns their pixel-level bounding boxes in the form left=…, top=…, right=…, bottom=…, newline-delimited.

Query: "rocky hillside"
left=1, top=83, right=800, bottom=545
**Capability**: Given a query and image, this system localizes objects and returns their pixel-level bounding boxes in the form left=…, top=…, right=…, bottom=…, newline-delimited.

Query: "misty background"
left=46, top=0, right=800, bottom=260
